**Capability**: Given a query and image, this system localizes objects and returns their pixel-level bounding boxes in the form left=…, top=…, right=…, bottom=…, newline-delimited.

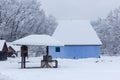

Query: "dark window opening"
left=55, top=47, right=60, bottom=52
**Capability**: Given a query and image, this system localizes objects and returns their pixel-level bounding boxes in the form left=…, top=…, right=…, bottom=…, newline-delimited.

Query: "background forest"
left=0, top=0, right=120, bottom=56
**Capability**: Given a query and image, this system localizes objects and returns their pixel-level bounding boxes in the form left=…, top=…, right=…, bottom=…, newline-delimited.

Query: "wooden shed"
left=0, top=40, right=8, bottom=60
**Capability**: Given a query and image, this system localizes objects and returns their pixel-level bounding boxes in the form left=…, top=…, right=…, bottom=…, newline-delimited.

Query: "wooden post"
left=21, top=56, right=26, bottom=68
left=23, top=57, right=26, bottom=68
left=45, top=46, right=49, bottom=68
left=21, top=45, right=28, bottom=69
left=21, top=57, right=23, bottom=68
left=46, top=46, right=49, bottom=59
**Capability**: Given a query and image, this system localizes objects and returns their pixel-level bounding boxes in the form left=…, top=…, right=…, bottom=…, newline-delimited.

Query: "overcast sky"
left=41, top=0, right=120, bottom=20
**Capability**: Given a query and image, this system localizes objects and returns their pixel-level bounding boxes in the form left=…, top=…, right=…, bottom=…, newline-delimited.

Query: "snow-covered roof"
left=7, top=42, right=20, bottom=51
left=0, top=40, right=6, bottom=51
left=53, top=20, right=102, bottom=45
left=12, top=35, right=64, bottom=46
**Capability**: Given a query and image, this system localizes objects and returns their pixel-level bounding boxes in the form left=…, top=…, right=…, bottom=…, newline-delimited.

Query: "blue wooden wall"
left=49, top=45, right=101, bottom=59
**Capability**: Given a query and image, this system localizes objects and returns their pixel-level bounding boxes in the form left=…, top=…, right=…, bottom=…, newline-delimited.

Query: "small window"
left=55, top=47, right=60, bottom=52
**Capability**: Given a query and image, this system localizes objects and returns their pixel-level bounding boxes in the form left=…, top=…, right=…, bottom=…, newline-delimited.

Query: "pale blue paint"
left=49, top=45, right=101, bottom=59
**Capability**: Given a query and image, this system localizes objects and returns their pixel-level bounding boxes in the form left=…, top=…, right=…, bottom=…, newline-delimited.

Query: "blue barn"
left=49, top=20, right=102, bottom=59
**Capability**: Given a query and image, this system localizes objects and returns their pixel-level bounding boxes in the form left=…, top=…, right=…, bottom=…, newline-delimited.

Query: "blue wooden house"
left=49, top=20, right=102, bottom=59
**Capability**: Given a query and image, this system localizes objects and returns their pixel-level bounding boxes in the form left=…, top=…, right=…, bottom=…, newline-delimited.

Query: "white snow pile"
left=1, top=56, right=120, bottom=80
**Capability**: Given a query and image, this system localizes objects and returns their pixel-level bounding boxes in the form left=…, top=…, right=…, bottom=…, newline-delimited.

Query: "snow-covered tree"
left=0, top=0, right=57, bottom=57
left=0, top=0, right=57, bottom=41
left=91, top=7, right=120, bottom=55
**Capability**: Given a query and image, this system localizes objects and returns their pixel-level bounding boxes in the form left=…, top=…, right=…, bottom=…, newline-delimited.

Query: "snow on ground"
left=0, top=73, right=12, bottom=80
left=0, top=56, right=120, bottom=80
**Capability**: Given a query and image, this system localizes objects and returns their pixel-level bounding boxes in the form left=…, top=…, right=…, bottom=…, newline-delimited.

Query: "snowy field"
left=0, top=56, right=120, bottom=80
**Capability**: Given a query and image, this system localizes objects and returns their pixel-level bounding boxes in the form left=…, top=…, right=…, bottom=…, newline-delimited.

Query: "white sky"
left=40, top=0, right=120, bottom=20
